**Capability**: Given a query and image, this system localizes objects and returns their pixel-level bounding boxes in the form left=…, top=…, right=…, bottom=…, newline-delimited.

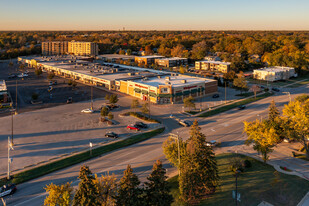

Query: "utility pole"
left=169, top=133, right=181, bottom=176
left=225, top=81, right=227, bottom=104
left=15, top=79, right=18, bottom=115
left=11, top=109, right=14, bottom=145
left=148, top=93, right=150, bottom=118
left=90, top=86, right=93, bottom=110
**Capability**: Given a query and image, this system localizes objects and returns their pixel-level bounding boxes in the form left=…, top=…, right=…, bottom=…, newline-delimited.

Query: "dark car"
left=66, top=97, right=73, bottom=104
left=135, top=122, right=148, bottom=128
left=179, top=120, right=191, bottom=127
left=105, top=132, right=118, bottom=138
left=238, top=105, right=246, bottom=110
left=212, top=94, right=219, bottom=98
left=0, top=184, right=17, bottom=198
left=272, top=88, right=280, bottom=92
left=8, top=74, right=17, bottom=79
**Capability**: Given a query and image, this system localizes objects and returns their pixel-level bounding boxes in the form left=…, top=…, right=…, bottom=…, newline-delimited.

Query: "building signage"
left=135, top=84, right=148, bottom=90
left=184, top=85, right=197, bottom=90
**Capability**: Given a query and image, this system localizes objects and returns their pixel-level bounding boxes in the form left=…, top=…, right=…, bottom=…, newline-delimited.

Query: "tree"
left=183, top=96, right=195, bottom=112
left=223, top=71, right=236, bottom=82
left=233, top=76, right=248, bottom=94
left=179, top=66, right=186, bottom=74
left=268, top=100, right=279, bottom=123
left=72, top=81, right=77, bottom=89
left=141, top=103, right=149, bottom=115
left=251, top=85, right=260, bottom=98
left=101, top=107, right=109, bottom=117
left=73, top=165, right=100, bottom=206
left=105, top=94, right=110, bottom=101
left=35, top=68, right=42, bottom=77
left=131, top=99, right=140, bottom=112
left=115, top=165, right=143, bottom=206
left=145, top=46, right=153, bottom=55
left=171, top=44, right=185, bottom=58
left=144, top=160, right=173, bottom=206
left=109, top=94, right=119, bottom=105
left=191, top=41, right=209, bottom=60
left=282, top=98, right=309, bottom=158
left=47, top=72, right=55, bottom=80
left=93, top=173, right=118, bottom=206
left=119, top=49, right=125, bottom=55
left=44, top=182, right=73, bottom=206
left=244, top=119, right=279, bottom=162
left=179, top=120, right=219, bottom=203
left=68, top=79, right=73, bottom=86
left=126, top=49, right=132, bottom=55
left=108, top=112, right=114, bottom=120
left=163, top=137, right=187, bottom=168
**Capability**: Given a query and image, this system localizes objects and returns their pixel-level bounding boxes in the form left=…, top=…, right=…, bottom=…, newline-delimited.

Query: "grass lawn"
left=168, top=153, right=309, bottom=206
left=198, top=92, right=272, bottom=118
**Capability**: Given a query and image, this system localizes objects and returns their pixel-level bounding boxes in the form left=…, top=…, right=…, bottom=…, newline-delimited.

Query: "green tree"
left=179, top=120, right=219, bottom=203
left=282, top=97, right=309, bottom=158
left=93, top=173, right=118, bottom=206
left=191, top=41, right=209, bottom=60
left=144, top=160, right=173, bottom=206
left=171, top=44, right=185, bottom=58
left=126, top=49, right=132, bottom=55
left=233, top=76, right=248, bottom=94
left=268, top=100, right=279, bottom=123
left=44, top=182, right=73, bottom=206
left=105, top=94, right=110, bottom=101
left=141, top=103, right=149, bottom=115
left=115, top=165, right=143, bottom=206
left=108, top=112, right=114, bottom=120
left=73, top=165, right=100, bottom=206
left=244, top=119, right=279, bottom=162
left=109, top=94, right=119, bottom=105
left=179, top=66, right=186, bottom=74
left=101, top=107, right=109, bottom=117
left=162, top=137, right=187, bottom=168
left=183, top=96, right=195, bottom=112
left=131, top=99, right=140, bottom=112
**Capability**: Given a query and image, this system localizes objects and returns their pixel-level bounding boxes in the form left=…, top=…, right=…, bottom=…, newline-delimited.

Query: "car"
left=127, top=125, right=140, bottom=131
left=105, top=132, right=118, bottom=138
left=48, top=86, right=53, bottom=91
left=66, top=97, right=73, bottom=104
left=272, top=88, right=280, bottom=92
left=49, top=81, right=53, bottom=85
left=135, top=122, right=148, bottom=128
left=0, top=184, right=17, bottom=198
left=8, top=74, right=17, bottom=79
left=17, top=73, right=28, bottom=78
left=212, top=94, right=219, bottom=98
left=53, top=81, right=57, bottom=85
left=81, top=108, right=94, bottom=113
left=179, top=120, right=191, bottom=127
left=238, top=105, right=246, bottom=110
left=206, top=140, right=217, bottom=147
left=24, top=70, right=29, bottom=74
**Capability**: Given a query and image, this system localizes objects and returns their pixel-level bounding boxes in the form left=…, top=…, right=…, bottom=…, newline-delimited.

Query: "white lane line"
left=14, top=192, right=47, bottom=206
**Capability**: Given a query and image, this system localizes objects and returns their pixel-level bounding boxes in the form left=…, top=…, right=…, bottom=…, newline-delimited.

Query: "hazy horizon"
left=1, top=0, right=309, bottom=30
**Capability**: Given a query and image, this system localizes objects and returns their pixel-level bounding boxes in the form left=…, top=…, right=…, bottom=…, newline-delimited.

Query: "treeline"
left=1, top=31, right=309, bottom=73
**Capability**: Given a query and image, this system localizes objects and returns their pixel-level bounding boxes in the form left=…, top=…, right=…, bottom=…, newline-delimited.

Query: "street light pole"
left=15, top=79, right=18, bottom=115
left=169, top=133, right=181, bottom=176
left=225, top=81, right=227, bottom=104
left=11, top=109, right=14, bottom=145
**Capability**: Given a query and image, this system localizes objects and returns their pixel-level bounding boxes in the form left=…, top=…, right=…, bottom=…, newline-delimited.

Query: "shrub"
left=32, top=93, right=39, bottom=100
left=229, top=157, right=244, bottom=173
left=68, top=79, right=73, bottom=86
left=243, top=159, right=252, bottom=168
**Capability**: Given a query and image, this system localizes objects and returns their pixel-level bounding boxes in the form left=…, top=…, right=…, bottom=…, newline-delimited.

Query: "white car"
left=206, top=140, right=217, bottom=147
left=81, top=108, right=94, bottom=113
left=17, top=73, right=28, bottom=78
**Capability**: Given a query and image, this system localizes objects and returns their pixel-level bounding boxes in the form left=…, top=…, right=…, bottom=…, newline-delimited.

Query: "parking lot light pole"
left=15, top=79, right=18, bottom=115
left=169, top=133, right=181, bottom=176
left=91, top=86, right=93, bottom=110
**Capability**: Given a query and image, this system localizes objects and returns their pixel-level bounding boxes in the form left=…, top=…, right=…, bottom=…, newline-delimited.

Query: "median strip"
left=0, top=127, right=165, bottom=186
left=198, top=92, right=273, bottom=117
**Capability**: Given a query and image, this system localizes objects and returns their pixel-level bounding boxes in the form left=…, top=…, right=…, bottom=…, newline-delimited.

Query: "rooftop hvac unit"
left=181, top=79, right=187, bottom=84
left=165, top=81, right=170, bottom=85
left=158, top=76, right=161, bottom=79
left=165, top=76, right=170, bottom=81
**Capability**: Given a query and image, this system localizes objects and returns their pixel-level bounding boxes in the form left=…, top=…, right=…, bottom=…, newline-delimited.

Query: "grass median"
left=198, top=92, right=273, bottom=118
left=2, top=127, right=165, bottom=186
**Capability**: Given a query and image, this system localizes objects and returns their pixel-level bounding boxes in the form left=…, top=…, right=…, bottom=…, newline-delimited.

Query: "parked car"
left=272, top=88, right=280, bottom=92
left=17, top=73, right=28, bottom=78
left=53, top=81, right=57, bottom=85
left=238, top=105, right=246, bottom=110
left=179, top=120, right=191, bottom=127
left=0, top=184, right=17, bottom=198
left=135, top=122, right=148, bottom=128
left=66, top=97, right=73, bottom=104
left=8, top=74, right=17, bottom=79
left=81, top=108, right=94, bottom=113
left=49, top=81, right=53, bottom=85
left=105, top=132, right=118, bottom=138
left=127, top=125, right=140, bottom=131
left=24, top=70, right=29, bottom=74
left=212, top=94, right=219, bottom=98
left=206, top=140, right=217, bottom=147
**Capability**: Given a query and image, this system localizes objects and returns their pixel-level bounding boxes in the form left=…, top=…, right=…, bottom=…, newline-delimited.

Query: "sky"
left=0, top=0, right=309, bottom=30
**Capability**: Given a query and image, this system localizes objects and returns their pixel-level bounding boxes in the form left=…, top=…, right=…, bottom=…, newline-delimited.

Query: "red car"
left=127, top=125, right=140, bottom=131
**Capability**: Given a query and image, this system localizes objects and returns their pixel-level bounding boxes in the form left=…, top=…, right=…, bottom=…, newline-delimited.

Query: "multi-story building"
left=135, top=55, right=164, bottom=66
left=195, top=60, right=231, bottom=73
left=68, top=41, right=99, bottom=56
left=42, top=41, right=68, bottom=56
left=155, top=57, right=188, bottom=67
left=204, top=56, right=221, bottom=61
left=253, top=66, right=297, bottom=82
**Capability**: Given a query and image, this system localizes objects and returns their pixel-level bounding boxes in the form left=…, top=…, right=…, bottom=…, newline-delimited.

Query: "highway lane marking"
left=14, top=192, right=47, bottom=206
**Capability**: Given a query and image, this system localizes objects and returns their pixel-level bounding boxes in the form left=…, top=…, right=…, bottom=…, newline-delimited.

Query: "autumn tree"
left=131, top=99, right=140, bottom=112
left=109, top=94, right=119, bottom=105
left=47, top=72, right=55, bottom=80
left=101, top=106, right=109, bottom=117
left=93, top=173, right=118, bottom=206
left=35, top=68, right=42, bottom=77
left=141, top=102, right=149, bottom=115
left=268, top=100, right=280, bottom=123
left=233, top=76, right=248, bottom=94
left=73, top=165, right=100, bottom=206
left=282, top=97, right=309, bottom=158
left=191, top=41, right=209, bottom=60
left=44, top=182, right=73, bottom=206
left=179, top=120, right=219, bottom=203
left=244, top=119, right=279, bottom=162
left=183, top=96, right=195, bottom=112
left=171, top=44, right=185, bottom=58
left=145, top=46, right=153, bottom=55
left=115, top=165, right=143, bottom=206
left=179, top=65, right=186, bottom=74
left=144, top=160, right=173, bottom=206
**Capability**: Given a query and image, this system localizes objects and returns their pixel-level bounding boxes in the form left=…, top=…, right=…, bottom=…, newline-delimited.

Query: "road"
left=3, top=84, right=309, bottom=206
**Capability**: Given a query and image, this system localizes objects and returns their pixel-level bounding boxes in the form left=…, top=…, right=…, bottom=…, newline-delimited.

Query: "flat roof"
left=0, top=80, right=6, bottom=91
left=254, top=66, right=294, bottom=72
left=136, top=55, right=164, bottom=59
left=133, top=75, right=214, bottom=88
left=157, top=57, right=188, bottom=61
left=97, top=54, right=136, bottom=59
left=196, top=60, right=231, bottom=65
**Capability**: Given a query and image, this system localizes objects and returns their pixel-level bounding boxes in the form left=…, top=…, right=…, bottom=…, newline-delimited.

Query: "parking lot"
left=0, top=60, right=111, bottom=115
